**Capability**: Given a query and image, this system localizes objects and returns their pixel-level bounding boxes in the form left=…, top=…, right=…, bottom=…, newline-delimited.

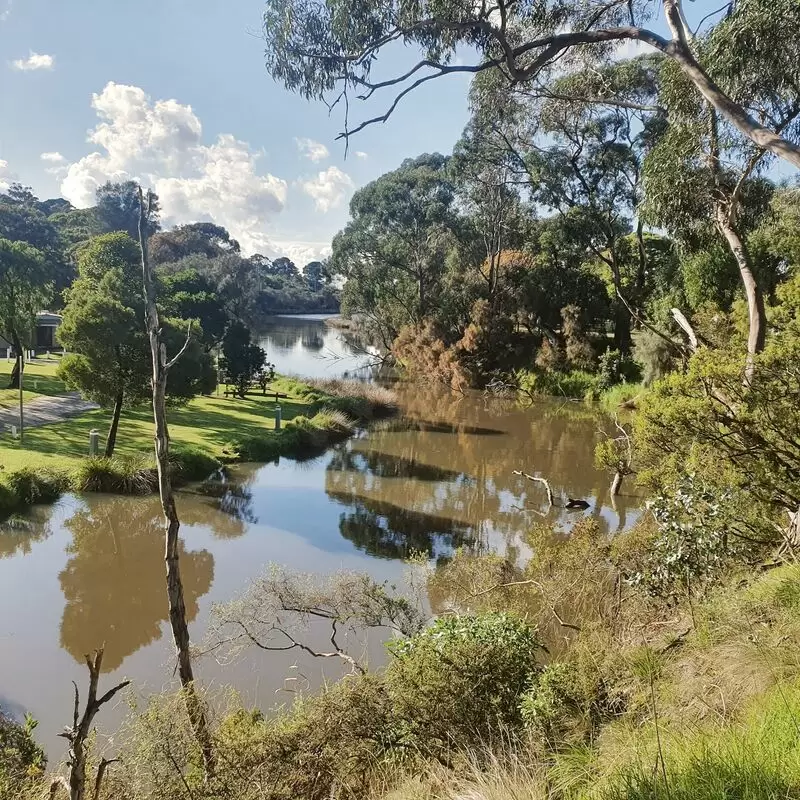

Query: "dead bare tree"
left=48, top=648, right=128, bottom=800
left=137, top=186, right=215, bottom=778
left=595, top=418, right=635, bottom=497
left=205, top=566, right=425, bottom=675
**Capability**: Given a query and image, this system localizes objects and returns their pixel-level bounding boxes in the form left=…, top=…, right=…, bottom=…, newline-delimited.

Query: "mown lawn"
left=0, top=358, right=67, bottom=410
left=0, top=380, right=314, bottom=473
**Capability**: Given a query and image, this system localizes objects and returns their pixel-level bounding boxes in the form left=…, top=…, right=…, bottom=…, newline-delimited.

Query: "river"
left=0, top=314, right=639, bottom=760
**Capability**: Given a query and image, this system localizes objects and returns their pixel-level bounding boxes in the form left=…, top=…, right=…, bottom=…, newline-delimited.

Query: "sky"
left=2, top=1, right=789, bottom=266
left=0, top=0, right=474, bottom=265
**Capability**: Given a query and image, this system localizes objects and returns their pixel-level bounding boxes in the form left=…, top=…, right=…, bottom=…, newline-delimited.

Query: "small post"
left=10, top=425, right=18, bottom=439
left=33, top=380, right=39, bottom=390
left=88, top=429, right=100, bottom=456
left=275, top=405, right=282, bottom=430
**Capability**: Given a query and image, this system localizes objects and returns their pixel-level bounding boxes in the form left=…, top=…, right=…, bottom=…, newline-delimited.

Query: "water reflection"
left=257, top=315, right=376, bottom=380
left=58, top=495, right=214, bottom=671
left=0, top=509, right=53, bottom=559
left=330, top=492, right=475, bottom=561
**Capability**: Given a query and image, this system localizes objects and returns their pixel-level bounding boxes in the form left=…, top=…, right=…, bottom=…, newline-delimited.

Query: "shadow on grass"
left=0, top=392, right=317, bottom=463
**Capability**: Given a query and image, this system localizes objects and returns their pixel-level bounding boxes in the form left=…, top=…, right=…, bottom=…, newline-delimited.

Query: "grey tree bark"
left=137, top=186, right=215, bottom=779
left=104, top=388, right=124, bottom=458
left=49, top=648, right=129, bottom=800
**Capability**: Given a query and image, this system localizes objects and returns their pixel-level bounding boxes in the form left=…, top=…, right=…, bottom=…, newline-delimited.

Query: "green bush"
left=0, top=713, right=45, bottom=800
left=385, top=614, right=542, bottom=754
left=517, top=368, right=599, bottom=400
left=0, top=466, right=69, bottom=516
left=213, top=675, right=393, bottom=800
left=72, top=455, right=158, bottom=495
left=169, top=445, right=222, bottom=482
left=596, top=349, right=641, bottom=392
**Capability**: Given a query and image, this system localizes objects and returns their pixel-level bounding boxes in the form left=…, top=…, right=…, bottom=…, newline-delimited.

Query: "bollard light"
left=275, top=405, right=282, bottom=431
left=88, top=429, right=100, bottom=456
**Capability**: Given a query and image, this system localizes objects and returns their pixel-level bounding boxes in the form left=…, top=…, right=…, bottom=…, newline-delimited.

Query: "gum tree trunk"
left=138, top=187, right=215, bottom=779
left=716, top=213, right=766, bottom=358
left=104, top=389, right=124, bottom=458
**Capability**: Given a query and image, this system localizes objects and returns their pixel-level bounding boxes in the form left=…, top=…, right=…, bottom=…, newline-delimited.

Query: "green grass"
left=594, top=382, right=645, bottom=412
left=0, top=375, right=394, bottom=515
left=0, top=358, right=67, bottom=409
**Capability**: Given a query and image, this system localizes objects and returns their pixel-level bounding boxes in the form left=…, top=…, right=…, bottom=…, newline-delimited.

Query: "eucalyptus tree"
left=640, top=14, right=800, bottom=358
left=330, top=153, right=457, bottom=347
left=262, top=0, right=800, bottom=169
left=0, top=238, right=51, bottom=390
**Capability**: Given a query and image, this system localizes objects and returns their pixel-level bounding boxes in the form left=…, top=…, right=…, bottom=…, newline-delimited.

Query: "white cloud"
left=61, top=82, right=288, bottom=255
left=614, top=39, right=655, bottom=60
left=272, top=240, right=333, bottom=266
left=40, top=151, right=65, bottom=163
left=295, top=137, right=330, bottom=162
left=301, top=166, right=354, bottom=213
left=354, top=151, right=368, bottom=160
left=0, top=159, right=15, bottom=190
left=11, top=52, right=54, bottom=71
left=0, top=0, right=12, bottom=22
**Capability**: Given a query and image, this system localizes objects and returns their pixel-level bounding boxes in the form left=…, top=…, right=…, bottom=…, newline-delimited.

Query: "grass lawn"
left=0, top=358, right=67, bottom=410
left=0, top=382, right=314, bottom=473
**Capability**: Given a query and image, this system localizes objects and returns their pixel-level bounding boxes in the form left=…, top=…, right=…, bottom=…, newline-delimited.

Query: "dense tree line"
left=321, top=45, right=799, bottom=391
left=0, top=179, right=337, bottom=375
left=0, top=179, right=337, bottom=452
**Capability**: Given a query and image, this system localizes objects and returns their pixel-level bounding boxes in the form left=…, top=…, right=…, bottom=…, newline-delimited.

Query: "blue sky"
left=2, top=1, right=791, bottom=264
left=0, top=0, right=473, bottom=264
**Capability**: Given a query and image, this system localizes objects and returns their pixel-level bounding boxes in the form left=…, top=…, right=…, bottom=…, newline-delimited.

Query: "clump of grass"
left=0, top=465, right=70, bottom=516
left=276, top=376, right=397, bottom=419
left=71, top=455, right=158, bottom=495
left=594, top=382, right=644, bottom=412
left=517, top=369, right=599, bottom=400
left=600, top=681, right=800, bottom=800
left=226, top=408, right=357, bottom=462
left=169, top=444, right=222, bottom=482
left=310, top=407, right=357, bottom=434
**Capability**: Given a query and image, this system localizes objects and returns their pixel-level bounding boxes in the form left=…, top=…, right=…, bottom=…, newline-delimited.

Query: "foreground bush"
left=0, top=713, right=45, bottom=800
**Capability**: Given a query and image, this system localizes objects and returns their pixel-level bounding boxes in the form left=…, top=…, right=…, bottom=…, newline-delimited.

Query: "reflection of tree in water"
left=180, top=477, right=259, bottom=537
left=59, top=495, right=214, bottom=671
left=329, top=491, right=475, bottom=560
left=0, top=508, right=54, bottom=559
left=324, top=384, right=638, bottom=548
left=328, top=448, right=467, bottom=483
left=301, top=331, right=325, bottom=350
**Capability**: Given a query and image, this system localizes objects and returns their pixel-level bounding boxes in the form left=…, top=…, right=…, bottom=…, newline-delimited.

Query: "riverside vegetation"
left=0, top=369, right=396, bottom=517
left=2, top=0, right=800, bottom=798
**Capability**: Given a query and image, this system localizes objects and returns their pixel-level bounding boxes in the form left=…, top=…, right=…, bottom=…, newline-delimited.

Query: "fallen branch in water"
left=512, top=470, right=590, bottom=510
left=512, top=470, right=554, bottom=507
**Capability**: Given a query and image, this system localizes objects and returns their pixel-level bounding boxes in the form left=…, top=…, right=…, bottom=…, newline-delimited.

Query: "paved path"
left=0, top=393, right=99, bottom=431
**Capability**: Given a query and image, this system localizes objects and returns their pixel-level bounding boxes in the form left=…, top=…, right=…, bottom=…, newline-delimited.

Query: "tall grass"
left=0, top=466, right=69, bottom=515
left=276, top=376, right=397, bottom=419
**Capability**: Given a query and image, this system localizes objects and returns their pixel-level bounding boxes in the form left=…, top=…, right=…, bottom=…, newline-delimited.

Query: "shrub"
left=214, top=675, right=393, bottom=800
left=0, top=713, right=45, bottom=800
left=597, top=348, right=641, bottom=392
left=0, top=467, right=68, bottom=515
left=169, top=445, right=222, bottom=482
left=385, top=614, right=542, bottom=755
left=517, top=368, right=598, bottom=400
left=72, top=455, right=158, bottom=495
left=632, top=327, right=678, bottom=386
left=520, top=662, right=610, bottom=747
left=635, top=337, right=800, bottom=548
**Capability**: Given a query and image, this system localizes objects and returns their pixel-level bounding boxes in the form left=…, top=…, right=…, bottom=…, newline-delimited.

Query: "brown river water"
left=0, top=315, right=640, bottom=760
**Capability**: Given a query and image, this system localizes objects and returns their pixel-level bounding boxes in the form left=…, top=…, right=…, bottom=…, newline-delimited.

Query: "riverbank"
left=0, top=375, right=397, bottom=517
